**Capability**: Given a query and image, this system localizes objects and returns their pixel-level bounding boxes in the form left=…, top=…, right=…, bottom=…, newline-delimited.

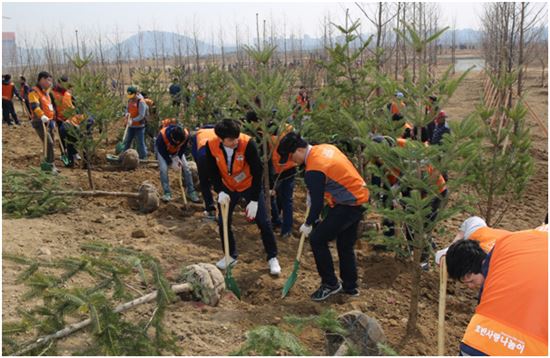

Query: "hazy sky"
left=2, top=1, right=486, bottom=47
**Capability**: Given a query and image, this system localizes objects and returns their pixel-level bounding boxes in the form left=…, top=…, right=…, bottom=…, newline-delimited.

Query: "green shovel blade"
left=115, top=141, right=125, bottom=155
left=60, top=154, right=70, bottom=166
left=225, top=264, right=241, bottom=299
left=281, top=260, right=301, bottom=298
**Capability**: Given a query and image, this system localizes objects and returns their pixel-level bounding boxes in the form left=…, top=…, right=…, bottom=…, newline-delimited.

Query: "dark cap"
left=59, top=75, right=69, bottom=82
left=277, top=132, right=307, bottom=165
left=127, top=85, right=138, bottom=94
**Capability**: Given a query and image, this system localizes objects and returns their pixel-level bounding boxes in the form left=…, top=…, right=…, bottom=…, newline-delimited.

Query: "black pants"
left=217, top=188, right=277, bottom=261
left=309, top=204, right=366, bottom=290
left=2, top=99, right=19, bottom=125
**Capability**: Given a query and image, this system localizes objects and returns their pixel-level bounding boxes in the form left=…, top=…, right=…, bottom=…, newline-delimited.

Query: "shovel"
left=437, top=256, right=448, bottom=355
left=115, top=120, right=130, bottom=154
left=40, top=121, right=53, bottom=171
left=221, top=200, right=241, bottom=299
left=54, top=124, right=71, bottom=166
left=178, top=166, right=189, bottom=209
left=281, top=207, right=310, bottom=298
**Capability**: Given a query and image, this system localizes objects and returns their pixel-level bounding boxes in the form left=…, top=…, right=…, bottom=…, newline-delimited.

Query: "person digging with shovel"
left=28, top=71, right=59, bottom=174
left=277, top=132, right=369, bottom=301
left=155, top=121, right=200, bottom=203
left=205, top=118, right=281, bottom=276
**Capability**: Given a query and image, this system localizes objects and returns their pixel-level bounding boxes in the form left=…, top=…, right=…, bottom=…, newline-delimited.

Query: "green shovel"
left=40, top=121, right=53, bottom=172
left=282, top=207, right=310, bottom=298
left=115, top=121, right=130, bottom=155
left=54, top=124, right=70, bottom=166
left=221, top=200, right=241, bottom=299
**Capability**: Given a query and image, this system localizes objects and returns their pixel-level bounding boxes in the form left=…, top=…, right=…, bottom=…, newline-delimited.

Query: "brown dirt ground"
left=2, top=68, right=547, bottom=355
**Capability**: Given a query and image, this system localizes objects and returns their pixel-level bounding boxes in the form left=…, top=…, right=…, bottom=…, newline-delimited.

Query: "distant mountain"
left=438, top=28, right=483, bottom=45
left=104, top=30, right=220, bottom=60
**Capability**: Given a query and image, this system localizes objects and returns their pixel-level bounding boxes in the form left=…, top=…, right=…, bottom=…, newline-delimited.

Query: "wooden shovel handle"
left=221, top=200, right=230, bottom=265
left=41, top=120, right=48, bottom=159
left=295, top=206, right=311, bottom=262
left=438, top=256, right=448, bottom=355
left=179, top=169, right=188, bottom=206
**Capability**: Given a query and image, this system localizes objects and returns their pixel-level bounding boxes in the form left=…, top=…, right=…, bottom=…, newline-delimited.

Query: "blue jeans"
left=309, top=204, right=366, bottom=290
left=192, top=146, right=215, bottom=211
left=270, top=176, right=295, bottom=235
left=156, top=150, right=196, bottom=196
left=218, top=188, right=278, bottom=261
left=123, top=126, right=147, bottom=159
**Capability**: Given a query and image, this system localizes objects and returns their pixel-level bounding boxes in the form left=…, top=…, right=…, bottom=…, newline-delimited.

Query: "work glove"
left=126, top=117, right=133, bottom=127
left=40, top=115, right=49, bottom=124
left=245, top=201, right=258, bottom=221
left=299, top=223, right=313, bottom=237
left=170, top=156, right=182, bottom=170
left=217, top=191, right=230, bottom=205
left=435, top=247, right=448, bottom=266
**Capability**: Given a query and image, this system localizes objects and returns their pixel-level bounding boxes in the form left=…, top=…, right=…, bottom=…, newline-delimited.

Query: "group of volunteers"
left=4, top=72, right=547, bottom=355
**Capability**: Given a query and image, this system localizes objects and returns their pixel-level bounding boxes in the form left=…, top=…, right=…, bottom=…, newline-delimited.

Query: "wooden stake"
left=437, top=257, right=448, bottom=356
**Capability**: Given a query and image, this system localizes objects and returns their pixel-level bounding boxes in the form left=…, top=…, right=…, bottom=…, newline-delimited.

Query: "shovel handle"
left=41, top=120, right=48, bottom=160
left=179, top=169, right=188, bottom=206
left=437, top=256, right=448, bottom=355
left=54, top=123, right=66, bottom=153
left=295, top=206, right=311, bottom=262
left=221, top=200, right=230, bottom=266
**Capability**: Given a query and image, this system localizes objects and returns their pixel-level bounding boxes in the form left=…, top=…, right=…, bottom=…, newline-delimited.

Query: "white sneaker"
left=268, top=257, right=281, bottom=276
left=216, top=256, right=237, bottom=270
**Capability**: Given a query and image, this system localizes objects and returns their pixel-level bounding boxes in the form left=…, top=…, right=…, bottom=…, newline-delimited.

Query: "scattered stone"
left=38, top=247, right=52, bottom=256
left=131, top=229, right=146, bottom=238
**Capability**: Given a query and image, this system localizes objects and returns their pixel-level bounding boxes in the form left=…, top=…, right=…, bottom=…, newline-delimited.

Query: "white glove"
left=170, top=156, right=182, bottom=170
left=217, top=191, right=230, bottom=205
left=299, top=223, right=313, bottom=237
left=40, top=115, right=49, bottom=124
left=435, top=247, right=449, bottom=266
left=127, top=117, right=133, bottom=127
left=245, top=201, right=258, bottom=220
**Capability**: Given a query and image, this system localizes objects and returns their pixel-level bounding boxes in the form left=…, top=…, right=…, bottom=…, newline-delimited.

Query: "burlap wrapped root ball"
left=120, top=149, right=139, bottom=170
left=127, top=181, right=160, bottom=213
left=180, top=263, right=225, bottom=306
left=187, top=160, right=200, bottom=188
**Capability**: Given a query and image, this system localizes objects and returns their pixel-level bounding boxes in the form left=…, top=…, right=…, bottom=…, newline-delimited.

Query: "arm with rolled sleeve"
left=304, top=170, right=326, bottom=226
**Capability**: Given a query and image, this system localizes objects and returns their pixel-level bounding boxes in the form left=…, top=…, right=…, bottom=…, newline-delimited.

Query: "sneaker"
left=268, top=257, right=281, bottom=276
left=189, top=191, right=201, bottom=203
left=280, top=232, right=292, bottom=239
left=204, top=210, right=217, bottom=220
left=75, top=153, right=82, bottom=161
left=420, top=261, right=430, bottom=271
left=342, top=287, right=360, bottom=297
left=310, top=283, right=342, bottom=301
left=162, top=193, right=172, bottom=202
left=216, top=256, right=237, bottom=270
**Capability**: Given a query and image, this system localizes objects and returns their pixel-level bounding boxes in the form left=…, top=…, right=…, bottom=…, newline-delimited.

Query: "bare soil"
left=2, top=68, right=547, bottom=355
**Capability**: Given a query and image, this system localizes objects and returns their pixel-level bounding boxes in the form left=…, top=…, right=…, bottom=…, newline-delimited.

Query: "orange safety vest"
left=127, top=98, right=144, bottom=126
left=271, top=124, right=297, bottom=174
left=462, top=230, right=548, bottom=356
left=296, top=94, right=311, bottom=113
left=196, top=128, right=217, bottom=150
left=208, top=133, right=253, bottom=192
left=468, top=227, right=512, bottom=253
left=30, top=86, right=54, bottom=120
left=2, top=82, right=15, bottom=100
left=160, top=126, right=188, bottom=155
left=390, top=100, right=405, bottom=115
left=160, top=118, right=177, bottom=128
left=305, top=144, right=369, bottom=207
left=51, top=89, right=74, bottom=121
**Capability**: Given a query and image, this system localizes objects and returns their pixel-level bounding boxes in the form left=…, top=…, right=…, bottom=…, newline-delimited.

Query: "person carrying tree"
left=122, top=86, right=148, bottom=159
left=204, top=118, right=281, bottom=276
left=445, top=228, right=547, bottom=356
left=2, top=74, right=22, bottom=126
left=155, top=119, right=200, bottom=203
left=28, top=71, right=58, bottom=174
left=277, top=132, right=369, bottom=301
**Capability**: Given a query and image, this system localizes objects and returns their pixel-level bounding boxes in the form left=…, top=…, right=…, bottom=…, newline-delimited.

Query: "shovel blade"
left=281, top=260, right=301, bottom=298
left=225, top=265, right=241, bottom=299
left=115, top=141, right=125, bottom=155
left=60, top=154, right=70, bottom=166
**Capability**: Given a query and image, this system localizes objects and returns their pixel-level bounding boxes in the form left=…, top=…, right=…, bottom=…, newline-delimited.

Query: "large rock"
left=325, top=311, right=386, bottom=356
left=120, top=149, right=139, bottom=170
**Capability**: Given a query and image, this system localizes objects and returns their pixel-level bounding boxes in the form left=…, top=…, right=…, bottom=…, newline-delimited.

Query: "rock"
left=38, top=247, right=52, bottom=256
left=119, top=149, right=139, bottom=170
left=131, top=229, right=146, bottom=238
left=325, top=311, right=386, bottom=356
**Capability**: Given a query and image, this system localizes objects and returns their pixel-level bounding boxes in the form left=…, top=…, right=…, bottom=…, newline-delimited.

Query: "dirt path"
left=2, top=70, right=547, bottom=355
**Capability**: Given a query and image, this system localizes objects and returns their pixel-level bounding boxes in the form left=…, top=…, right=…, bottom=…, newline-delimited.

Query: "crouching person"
left=155, top=122, right=200, bottom=203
